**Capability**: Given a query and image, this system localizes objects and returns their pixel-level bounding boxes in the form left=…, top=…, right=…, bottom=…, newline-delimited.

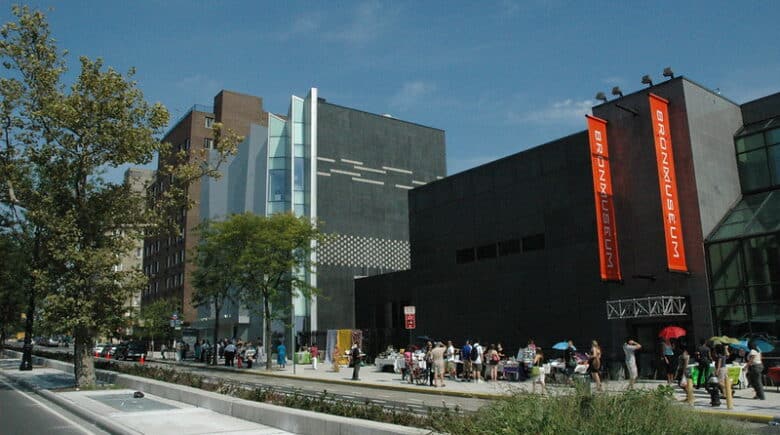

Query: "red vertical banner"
left=586, top=115, right=622, bottom=281
left=648, top=94, right=687, bottom=272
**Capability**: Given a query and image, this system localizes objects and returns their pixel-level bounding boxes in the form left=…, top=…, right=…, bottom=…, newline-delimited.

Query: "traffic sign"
left=405, top=313, right=416, bottom=330
left=404, top=306, right=415, bottom=315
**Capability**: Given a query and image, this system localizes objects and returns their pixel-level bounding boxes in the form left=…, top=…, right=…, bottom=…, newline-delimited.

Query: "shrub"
left=428, top=387, right=739, bottom=434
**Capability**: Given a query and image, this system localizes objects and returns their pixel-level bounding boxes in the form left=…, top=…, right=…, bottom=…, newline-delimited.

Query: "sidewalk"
left=0, top=356, right=292, bottom=435
left=155, top=355, right=780, bottom=423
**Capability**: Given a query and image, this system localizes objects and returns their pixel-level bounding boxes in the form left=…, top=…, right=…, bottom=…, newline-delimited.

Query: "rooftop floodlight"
left=663, top=67, right=674, bottom=79
left=595, top=92, right=607, bottom=103
left=611, top=86, right=623, bottom=98
left=641, top=75, right=653, bottom=87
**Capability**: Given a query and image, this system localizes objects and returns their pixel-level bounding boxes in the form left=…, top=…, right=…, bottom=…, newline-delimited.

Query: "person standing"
left=461, top=340, right=473, bottom=382
left=472, top=341, right=483, bottom=383
left=695, top=339, right=712, bottom=389
left=532, top=348, right=546, bottom=395
left=445, top=340, right=457, bottom=381
left=424, top=341, right=434, bottom=386
left=310, top=345, right=319, bottom=370
left=350, top=344, right=362, bottom=380
left=564, top=340, right=577, bottom=385
left=486, top=344, right=499, bottom=382
left=160, top=343, right=167, bottom=360
left=431, top=342, right=447, bottom=387
left=277, top=341, right=287, bottom=369
left=588, top=340, right=603, bottom=392
left=623, top=338, right=642, bottom=389
left=661, top=338, right=675, bottom=384
left=746, top=342, right=765, bottom=400
left=224, top=341, right=236, bottom=367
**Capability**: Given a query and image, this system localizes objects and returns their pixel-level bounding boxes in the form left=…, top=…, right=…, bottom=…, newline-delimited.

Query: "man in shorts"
left=445, top=340, right=457, bottom=380
left=461, top=340, right=472, bottom=382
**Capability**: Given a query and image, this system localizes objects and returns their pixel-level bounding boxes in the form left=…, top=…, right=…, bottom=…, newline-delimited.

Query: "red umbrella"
left=658, top=326, right=686, bottom=339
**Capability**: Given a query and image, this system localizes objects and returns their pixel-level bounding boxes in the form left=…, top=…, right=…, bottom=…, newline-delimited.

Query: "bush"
left=428, top=387, right=738, bottom=434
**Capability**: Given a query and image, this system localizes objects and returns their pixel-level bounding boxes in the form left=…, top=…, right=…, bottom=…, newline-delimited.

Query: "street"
left=0, top=376, right=107, bottom=435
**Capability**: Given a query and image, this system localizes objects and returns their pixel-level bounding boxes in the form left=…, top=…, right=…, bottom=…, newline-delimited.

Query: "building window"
left=269, top=169, right=288, bottom=201
left=204, top=138, right=214, bottom=149
left=735, top=126, right=780, bottom=193
left=476, top=244, right=497, bottom=260
left=456, top=248, right=475, bottom=264
left=205, top=116, right=214, bottom=128
left=498, top=239, right=521, bottom=256
left=522, top=233, right=545, bottom=251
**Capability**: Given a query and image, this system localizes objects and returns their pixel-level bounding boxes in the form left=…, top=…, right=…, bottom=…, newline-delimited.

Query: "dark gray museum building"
left=356, top=77, right=779, bottom=373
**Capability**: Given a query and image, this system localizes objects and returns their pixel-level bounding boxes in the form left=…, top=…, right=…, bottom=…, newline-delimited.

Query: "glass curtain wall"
left=265, top=93, right=315, bottom=343
left=708, top=119, right=780, bottom=339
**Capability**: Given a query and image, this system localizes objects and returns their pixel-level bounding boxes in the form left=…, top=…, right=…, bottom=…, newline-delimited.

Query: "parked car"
left=93, top=343, right=109, bottom=356
left=99, top=344, right=117, bottom=358
left=114, top=341, right=147, bottom=361
left=42, top=337, right=62, bottom=347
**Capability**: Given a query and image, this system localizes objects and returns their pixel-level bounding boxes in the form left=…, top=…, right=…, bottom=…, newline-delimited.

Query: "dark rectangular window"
left=522, top=233, right=545, bottom=251
left=498, top=239, right=521, bottom=256
left=456, top=248, right=475, bottom=264
left=476, top=244, right=497, bottom=260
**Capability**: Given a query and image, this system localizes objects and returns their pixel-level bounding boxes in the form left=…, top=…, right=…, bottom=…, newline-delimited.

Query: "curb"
left=696, top=409, right=780, bottom=424
left=151, top=358, right=505, bottom=401
left=0, top=369, right=138, bottom=435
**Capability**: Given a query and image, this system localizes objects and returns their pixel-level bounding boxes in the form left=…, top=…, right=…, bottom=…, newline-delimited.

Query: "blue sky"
left=3, top=1, right=779, bottom=181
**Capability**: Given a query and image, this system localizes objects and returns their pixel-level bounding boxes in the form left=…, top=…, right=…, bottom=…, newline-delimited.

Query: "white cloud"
left=506, top=99, right=593, bottom=125
left=389, top=81, right=437, bottom=111
left=277, top=15, right=322, bottom=41
left=326, top=1, right=395, bottom=46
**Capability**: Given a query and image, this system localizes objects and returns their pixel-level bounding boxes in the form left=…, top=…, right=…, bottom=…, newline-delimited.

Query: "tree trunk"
left=264, top=296, right=272, bottom=370
left=19, top=284, right=35, bottom=371
left=73, top=326, right=96, bottom=388
left=212, top=300, right=221, bottom=366
left=19, top=234, right=40, bottom=371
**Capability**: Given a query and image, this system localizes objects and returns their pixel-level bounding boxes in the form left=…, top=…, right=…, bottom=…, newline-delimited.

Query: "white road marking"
left=0, top=377, right=96, bottom=435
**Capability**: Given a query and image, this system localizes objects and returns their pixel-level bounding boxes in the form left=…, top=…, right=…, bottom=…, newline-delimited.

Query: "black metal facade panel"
left=315, top=102, right=446, bottom=331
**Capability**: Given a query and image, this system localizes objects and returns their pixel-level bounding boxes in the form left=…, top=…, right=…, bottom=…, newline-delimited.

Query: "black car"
left=114, top=341, right=147, bottom=360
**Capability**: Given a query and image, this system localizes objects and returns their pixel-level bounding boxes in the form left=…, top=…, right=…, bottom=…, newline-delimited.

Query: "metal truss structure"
left=606, top=296, right=688, bottom=320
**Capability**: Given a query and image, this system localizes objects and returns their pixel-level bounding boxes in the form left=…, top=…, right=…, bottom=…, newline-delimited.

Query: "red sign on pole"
left=403, top=306, right=416, bottom=329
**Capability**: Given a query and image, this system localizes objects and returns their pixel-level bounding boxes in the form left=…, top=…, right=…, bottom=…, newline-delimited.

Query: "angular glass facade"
left=708, top=119, right=780, bottom=338
left=735, top=118, right=780, bottom=193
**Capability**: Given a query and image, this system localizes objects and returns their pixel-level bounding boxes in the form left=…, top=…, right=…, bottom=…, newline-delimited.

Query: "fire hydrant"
left=705, top=374, right=721, bottom=407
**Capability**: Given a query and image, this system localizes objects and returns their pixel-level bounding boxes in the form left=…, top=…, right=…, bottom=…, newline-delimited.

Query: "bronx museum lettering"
left=648, top=94, right=688, bottom=272
left=587, top=115, right=622, bottom=281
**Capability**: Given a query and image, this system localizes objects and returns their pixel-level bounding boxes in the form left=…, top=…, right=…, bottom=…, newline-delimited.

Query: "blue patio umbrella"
left=731, top=339, right=775, bottom=353
left=752, top=339, right=775, bottom=353
left=729, top=341, right=749, bottom=352
left=553, top=341, right=570, bottom=350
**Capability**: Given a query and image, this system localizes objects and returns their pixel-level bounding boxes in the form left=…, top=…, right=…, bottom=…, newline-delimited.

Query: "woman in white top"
left=746, top=342, right=765, bottom=400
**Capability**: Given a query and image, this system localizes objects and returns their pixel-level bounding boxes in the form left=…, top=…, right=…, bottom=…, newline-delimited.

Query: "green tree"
left=0, top=232, right=28, bottom=349
left=190, top=221, right=239, bottom=365
left=138, top=297, right=178, bottom=348
left=190, top=212, right=320, bottom=370
left=0, top=6, right=239, bottom=387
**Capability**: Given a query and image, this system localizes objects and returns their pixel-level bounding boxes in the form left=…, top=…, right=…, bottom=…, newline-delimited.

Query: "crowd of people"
left=160, top=338, right=267, bottom=368
left=386, top=335, right=770, bottom=399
